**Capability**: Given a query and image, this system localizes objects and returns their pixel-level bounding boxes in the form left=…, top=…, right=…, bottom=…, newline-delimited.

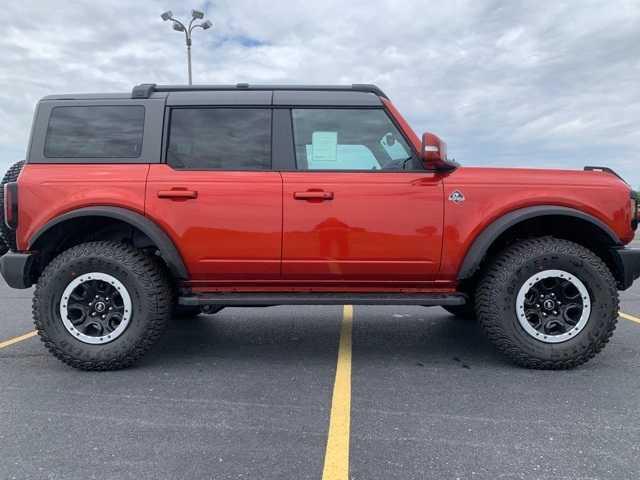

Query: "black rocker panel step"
left=178, top=292, right=467, bottom=307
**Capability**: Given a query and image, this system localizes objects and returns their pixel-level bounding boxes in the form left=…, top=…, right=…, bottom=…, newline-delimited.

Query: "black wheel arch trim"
left=457, top=205, right=621, bottom=280
left=608, top=246, right=640, bottom=290
left=29, top=206, right=189, bottom=280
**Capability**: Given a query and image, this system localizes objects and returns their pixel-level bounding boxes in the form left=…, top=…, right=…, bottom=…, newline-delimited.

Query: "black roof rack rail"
left=131, top=83, right=157, bottom=99
left=131, top=83, right=388, bottom=99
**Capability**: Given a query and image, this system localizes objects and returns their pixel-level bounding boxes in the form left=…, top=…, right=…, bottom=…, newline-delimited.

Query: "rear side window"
left=167, top=108, right=271, bottom=170
left=44, top=106, right=145, bottom=158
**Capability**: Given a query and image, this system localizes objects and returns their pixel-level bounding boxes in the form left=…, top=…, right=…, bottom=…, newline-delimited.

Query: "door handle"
left=157, top=189, right=198, bottom=200
left=293, top=191, right=334, bottom=200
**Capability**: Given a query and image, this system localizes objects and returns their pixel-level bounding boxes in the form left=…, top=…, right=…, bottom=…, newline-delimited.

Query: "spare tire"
left=0, top=160, right=25, bottom=253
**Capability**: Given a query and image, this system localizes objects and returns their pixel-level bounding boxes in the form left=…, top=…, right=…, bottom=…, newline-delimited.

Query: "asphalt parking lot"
left=2, top=273, right=640, bottom=479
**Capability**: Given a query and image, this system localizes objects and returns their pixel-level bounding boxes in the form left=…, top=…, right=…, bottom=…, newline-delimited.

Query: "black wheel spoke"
left=540, top=277, right=559, bottom=291
left=543, top=317, right=567, bottom=335
left=524, top=286, right=539, bottom=306
left=104, top=312, right=123, bottom=334
left=81, top=320, right=104, bottom=337
left=560, top=302, right=583, bottom=326
left=85, top=282, right=99, bottom=303
left=538, top=316, right=553, bottom=333
left=69, top=288, right=87, bottom=302
left=66, top=303, right=90, bottom=326
left=524, top=309, right=542, bottom=329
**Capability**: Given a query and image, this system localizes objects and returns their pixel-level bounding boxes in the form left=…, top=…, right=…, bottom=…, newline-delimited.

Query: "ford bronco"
left=1, top=83, right=639, bottom=370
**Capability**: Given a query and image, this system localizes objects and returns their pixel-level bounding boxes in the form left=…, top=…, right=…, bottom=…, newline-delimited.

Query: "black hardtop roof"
left=39, top=83, right=388, bottom=106
left=131, top=83, right=388, bottom=99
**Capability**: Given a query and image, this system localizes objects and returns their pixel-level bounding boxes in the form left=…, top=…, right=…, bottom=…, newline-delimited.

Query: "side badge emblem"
left=448, top=190, right=465, bottom=204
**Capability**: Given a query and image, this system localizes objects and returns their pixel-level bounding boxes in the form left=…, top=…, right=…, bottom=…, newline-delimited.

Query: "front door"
left=282, top=108, right=444, bottom=283
left=146, top=107, right=282, bottom=282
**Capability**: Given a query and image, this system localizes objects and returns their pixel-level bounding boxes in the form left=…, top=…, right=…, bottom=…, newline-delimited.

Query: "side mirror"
left=421, top=132, right=457, bottom=171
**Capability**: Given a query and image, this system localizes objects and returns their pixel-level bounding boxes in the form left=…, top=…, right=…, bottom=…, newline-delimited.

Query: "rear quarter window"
left=44, top=106, right=145, bottom=158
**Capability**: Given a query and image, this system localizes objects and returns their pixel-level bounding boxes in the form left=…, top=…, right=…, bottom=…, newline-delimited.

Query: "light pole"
left=161, top=10, right=213, bottom=85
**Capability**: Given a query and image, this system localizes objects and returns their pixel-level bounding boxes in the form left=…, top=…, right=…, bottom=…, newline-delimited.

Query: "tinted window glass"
left=291, top=109, right=417, bottom=171
left=44, top=106, right=144, bottom=158
left=167, top=108, right=271, bottom=170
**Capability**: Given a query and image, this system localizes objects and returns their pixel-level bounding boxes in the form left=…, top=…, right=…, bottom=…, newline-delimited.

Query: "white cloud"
left=0, top=0, right=638, bottom=185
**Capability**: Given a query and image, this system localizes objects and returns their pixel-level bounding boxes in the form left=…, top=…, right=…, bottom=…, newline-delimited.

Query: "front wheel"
left=476, top=237, right=618, bottom=369
left=33, top=242, right=172, bottom=370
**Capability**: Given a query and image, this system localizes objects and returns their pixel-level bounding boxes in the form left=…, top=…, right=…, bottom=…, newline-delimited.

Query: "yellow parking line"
left=0, top=330, right=37, bottom=349
left=321, top=305, right=353, bottom=480
left=619, top=311, right=640, bottom=325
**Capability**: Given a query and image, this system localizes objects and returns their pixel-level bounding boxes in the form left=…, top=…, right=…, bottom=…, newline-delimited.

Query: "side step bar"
left=178, top=292, right=467, bottom=307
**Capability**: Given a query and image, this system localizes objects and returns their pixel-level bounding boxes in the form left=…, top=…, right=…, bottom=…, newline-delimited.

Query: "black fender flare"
left=29, top=206, right=189, bottom=279
left=457, top=205, right=621, bottom=280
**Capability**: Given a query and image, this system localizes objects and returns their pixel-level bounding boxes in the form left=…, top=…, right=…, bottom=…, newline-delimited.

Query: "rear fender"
left=29, top=206, right=189, bottom=280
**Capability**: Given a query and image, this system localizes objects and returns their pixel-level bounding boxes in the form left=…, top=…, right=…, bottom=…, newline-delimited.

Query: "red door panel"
left=146, top=165, right=282, bottom=281
left=282, top=172, right=443, bottom=281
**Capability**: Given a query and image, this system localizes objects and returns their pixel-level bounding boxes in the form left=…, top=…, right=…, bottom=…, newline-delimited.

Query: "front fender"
left=456, top=205, right=621, bottom=280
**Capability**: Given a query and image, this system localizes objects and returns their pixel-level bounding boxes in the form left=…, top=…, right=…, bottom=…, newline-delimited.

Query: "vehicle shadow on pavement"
left=351, top=306, right=510, bottom=369
left=142, top=305, right=508, bottom=370
left=143, top=306, right=344, bottom=368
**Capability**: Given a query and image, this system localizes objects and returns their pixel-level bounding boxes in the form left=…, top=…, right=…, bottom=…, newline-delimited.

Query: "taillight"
left=4, top=181, right=18, bottom=230
left=631, top=191, right=639, bottom=230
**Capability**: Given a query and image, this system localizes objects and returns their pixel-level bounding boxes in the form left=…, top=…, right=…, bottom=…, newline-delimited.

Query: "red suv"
left=1, top=83, right=639, bottom=370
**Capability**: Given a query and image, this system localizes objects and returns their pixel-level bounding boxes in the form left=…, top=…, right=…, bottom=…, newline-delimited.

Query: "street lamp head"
left=160, top=9, right=210, bottom=85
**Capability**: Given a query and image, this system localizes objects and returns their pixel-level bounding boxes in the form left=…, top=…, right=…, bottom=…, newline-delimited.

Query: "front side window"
left=44, top=106, right=145, bottom=158
left=291, top=109, right=417, bottom=171
left=167, top=108, right=271, bottom=170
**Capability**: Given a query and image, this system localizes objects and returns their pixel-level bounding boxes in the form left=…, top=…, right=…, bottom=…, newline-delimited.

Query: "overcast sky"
left=0, top=0, right=638, bottom=185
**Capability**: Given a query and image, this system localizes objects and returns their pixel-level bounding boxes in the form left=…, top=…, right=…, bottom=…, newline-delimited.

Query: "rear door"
left=146, top=93, right=282, bottom=283
left=281, top=107, right=444, bottom=283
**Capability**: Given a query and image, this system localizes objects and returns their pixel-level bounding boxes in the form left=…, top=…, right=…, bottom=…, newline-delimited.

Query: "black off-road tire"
left=0, top=160, right=24, bottom=253
left=33, top=241, right=172, bottom=370
left=476, top=237, right=618, bottom=369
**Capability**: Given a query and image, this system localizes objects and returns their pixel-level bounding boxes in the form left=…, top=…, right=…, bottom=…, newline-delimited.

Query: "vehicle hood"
left=443, top=166, right=630, bottom=190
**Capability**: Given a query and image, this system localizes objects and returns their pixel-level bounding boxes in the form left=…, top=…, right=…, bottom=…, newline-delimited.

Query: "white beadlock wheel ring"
left=59, top=272, right=132, bottom=345
left=515, top=269, right=591, bottom=344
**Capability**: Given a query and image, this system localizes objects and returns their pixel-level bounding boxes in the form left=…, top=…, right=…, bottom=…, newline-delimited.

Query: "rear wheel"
left=476, top=237, right=618, bottom=369
left=33, top=241, right=172, bottom=370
